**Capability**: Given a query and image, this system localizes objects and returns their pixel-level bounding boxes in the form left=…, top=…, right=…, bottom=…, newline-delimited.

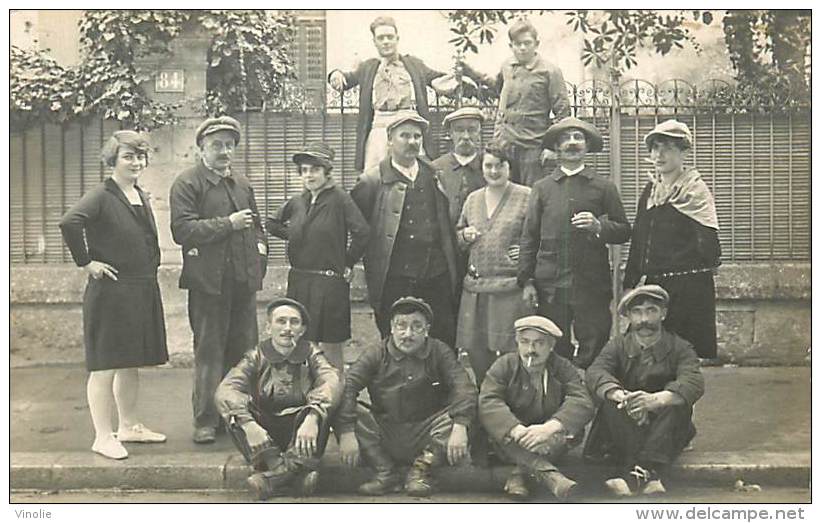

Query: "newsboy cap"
left=386, top=110, right=429, bottom=136
left=543, top=117, right=604, bottom=153
left=293, top=142, right=335, bottom=170
left=514, top=315, right=563, bottom=339
left=617, top=284, right=670, bottom=316
left=266, top=297, right=311, bottom=328
left=390, top=296, right=434, bottom=324
left=195, top=116, right=242, bottom=147
left=443, top=106, right=485, bottom=129
left=644, top=119, right=693, bottom=149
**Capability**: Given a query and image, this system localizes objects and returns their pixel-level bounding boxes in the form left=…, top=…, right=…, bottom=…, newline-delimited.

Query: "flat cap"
left=266, top=297, right=311, bottom=328
left=543, top=116, right=604, bottom=153
left=386, top=110, right=429, bottom=136
left=390, top=296, right=433, bottom=324
left=195, top=116, right=241, bottom=147
left=443, top=106, right=485, bottom=128
left=618, top=284, right=670, bottom=316
left=644, top=119, right=693, bottom=149
left=293, top=142, right=335, bottom=170
left=514, top=315, right=563, bottom=338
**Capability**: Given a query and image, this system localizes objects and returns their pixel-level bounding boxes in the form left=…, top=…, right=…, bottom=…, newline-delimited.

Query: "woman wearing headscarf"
left=267, top=142, right=370, bottom=372
left=59, top=131, right=168, bottom=459
left=623, top=120, right=721, bottom=359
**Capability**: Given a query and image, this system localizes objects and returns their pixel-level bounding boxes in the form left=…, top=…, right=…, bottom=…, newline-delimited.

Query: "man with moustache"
left=337, top=297, right=477, bottom=497
left=519, top=117, right=630, bottom=369
left=329, top=16, right=456, bottom=172
left=585, top=285, right=704, bottom=497
left=170, top=116, right=268, bottom=444
left=351, top=110, right=461, bottom=348
left=432, top=107, right=487, bottom=228
left=215, top=298, right=339, bottom=499
left=479, top=315, right=594, bottom=500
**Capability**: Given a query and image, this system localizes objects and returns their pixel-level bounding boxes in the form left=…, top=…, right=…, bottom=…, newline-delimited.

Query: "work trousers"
left=376, top=272, right=457, bottom=349
left=494, top=436, right=569, bottom=473
left=536, top=286, right=612, bottom=369
left=599, top=401, right=695, bottom=469
left=500, top=142, right=545, bottom=187
left=188, top=276, right=258, bottom=429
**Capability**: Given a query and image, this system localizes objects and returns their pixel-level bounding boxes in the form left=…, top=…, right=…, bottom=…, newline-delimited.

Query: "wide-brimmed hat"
left=543, top=117, right=604, bottom=153
left=644, top=119, right=693, bottom=149
left=195, top=116, right=241, bottom=147
left=443, top=106, right=485, bottom=129
left=514, top=315, right=563, bottom=339
left=292, top=142, right=335, bottom=170
left=617, top=285, right=670, bottom=316
left=390, top=296, right=434, bottom=324
left=385, top=110, right=429, bottom=136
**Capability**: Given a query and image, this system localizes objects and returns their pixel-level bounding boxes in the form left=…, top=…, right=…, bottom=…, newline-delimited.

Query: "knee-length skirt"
left=286, top=269, right=351, bottom=343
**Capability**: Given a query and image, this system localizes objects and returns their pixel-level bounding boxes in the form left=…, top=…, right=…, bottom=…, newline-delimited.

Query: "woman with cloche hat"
left=623, top=120, right=721, bottom=359
left=267, top=142, right=370, bottom=372
left=59, top=131, right=169, bottom=460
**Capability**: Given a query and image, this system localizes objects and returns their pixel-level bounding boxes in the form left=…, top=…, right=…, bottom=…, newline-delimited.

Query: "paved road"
left=11, top=486, right=811, bottom=503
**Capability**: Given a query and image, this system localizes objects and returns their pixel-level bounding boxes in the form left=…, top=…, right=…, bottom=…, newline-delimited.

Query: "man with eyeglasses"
left=170, top=116, right=268, bottom=444
left=336, top=297, right=477, bottom=497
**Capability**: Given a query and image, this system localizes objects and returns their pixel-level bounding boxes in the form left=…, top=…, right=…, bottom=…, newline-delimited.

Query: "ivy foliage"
left=11, top=10, right=298, bottom=131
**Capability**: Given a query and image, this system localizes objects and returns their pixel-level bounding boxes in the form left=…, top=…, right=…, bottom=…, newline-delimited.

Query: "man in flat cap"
left=519, top=116, right=631, bottom=369
left=432, top=107, right=487, bottom=228
left=337, top=296, right=477, bottom=497
left=351, top=110, right=461, bottom=348
left=215, top=297, right=340, bottom=499
left=328, top=16, right=459, bottom=172
left=170, top=116, right=268, bottom=444
left=479, top=315, right=594, bottom=500
left=585, top=285, right=704, bottom=497
left=461, top=18, right=571, bottom=186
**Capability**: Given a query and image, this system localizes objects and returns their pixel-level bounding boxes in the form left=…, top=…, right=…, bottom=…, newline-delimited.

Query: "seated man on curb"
left=479, top=315, right=594, bottom=501
left=337, top=297, right=477, bottom=497
left=584, top=285, right=705, bottom=497
left=215, top=298, right=340, bottom=500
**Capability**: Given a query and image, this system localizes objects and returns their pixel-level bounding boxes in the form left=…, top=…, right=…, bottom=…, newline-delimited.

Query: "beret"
left=644, top=119, right=693, bottom=149
left=195, top=116, right=241, bottom=147
left=617, top=284, right=670, bottom=316
left=390, top=296, right=434, bottom=324
left=443, top=106, right=485, bottom=128
left=543, top=116, right=604, bottom=153
left=266, top=297, right=311, bottom=328
left=293, top=141, right=335, bottom=170
left=385, top=110, right=429, bottom=136
left=514, top=315, right=563, bottom=339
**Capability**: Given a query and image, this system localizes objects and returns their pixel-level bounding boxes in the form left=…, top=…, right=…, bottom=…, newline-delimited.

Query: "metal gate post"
left=608, top=65, right=623, bottom=334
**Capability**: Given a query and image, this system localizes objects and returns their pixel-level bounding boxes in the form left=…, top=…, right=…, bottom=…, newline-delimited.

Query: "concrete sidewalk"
left=10, top=365, right=811, bottom=493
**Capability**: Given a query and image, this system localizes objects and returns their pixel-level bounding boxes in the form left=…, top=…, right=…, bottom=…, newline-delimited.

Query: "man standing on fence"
left=350, top=110, right=460, bottom=348
left=170, top=116, right=268, bottom=444
left=461, top=18, right=571, bottom=186
left=328, top=16, right=459, bottom=172
left=518, top=117, right=630, bottom=369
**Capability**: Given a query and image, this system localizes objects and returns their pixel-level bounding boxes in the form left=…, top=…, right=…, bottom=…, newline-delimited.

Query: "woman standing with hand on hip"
left=59, top=131, right=169, bottom=459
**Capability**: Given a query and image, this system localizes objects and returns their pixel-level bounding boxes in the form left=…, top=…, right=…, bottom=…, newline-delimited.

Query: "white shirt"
left=453, top=152, right=477, bottom=167
left=391, top=158, right=419, bottom=183
left=560, top=164, right=586, bottom=177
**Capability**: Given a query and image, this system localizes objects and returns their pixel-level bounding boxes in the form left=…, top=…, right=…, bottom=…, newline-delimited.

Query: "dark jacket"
left=330, top=55, right=445, bottom=171
left=518, top=166, right=630, bottom=300
left=267, top=184, right=370, bottom=273
left=479, top=352, right=594, bottom=443
left=350, top=158, right=460, bottom=310
left=623, top=181, right=722, bottom=288
left=337, top=336, right=477, bottom=432
left=169, top=161, right=267, bottom=295
left=215, top=338, right=340, bottom=426
left=59, top=178, right=160, bottom=275
left=431, top=152, right=486, bottom=227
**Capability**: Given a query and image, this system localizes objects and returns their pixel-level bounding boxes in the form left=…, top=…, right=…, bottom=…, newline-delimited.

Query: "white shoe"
left=642, top=479, right=667, bottom=495
left=116, top=423, right=167, bottom=443
left=604, top=477, right=633, bottom=497
left=92, top=437, right=128, bottom=460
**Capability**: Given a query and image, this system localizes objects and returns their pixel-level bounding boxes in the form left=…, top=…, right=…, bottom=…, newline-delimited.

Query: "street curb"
left=12, top=451, right=810, bottom=492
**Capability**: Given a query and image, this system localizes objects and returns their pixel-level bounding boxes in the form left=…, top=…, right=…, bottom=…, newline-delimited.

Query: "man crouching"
left=215, top=297, right=340, bottom=499
left=337, top=297, right=477, bottom=497
left=479, top=315, right=594, bottom=500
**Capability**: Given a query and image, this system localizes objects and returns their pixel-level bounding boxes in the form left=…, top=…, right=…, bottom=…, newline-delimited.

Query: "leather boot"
left=533, top=469, right=577, bottom=501
left=404, top=447, right=444, bottom=497
left=358, top=445, right=402, bottom=496
left=246, top=455, right=300, bottom=500
left=503, top=466, right=530, bottom=500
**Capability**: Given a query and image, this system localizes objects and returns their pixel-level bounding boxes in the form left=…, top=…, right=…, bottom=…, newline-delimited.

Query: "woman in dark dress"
left=59, top=131, right=169, bottom=459
left=623, top=120, right=721, bottom=359
left=267, top=142, right=370, bottom=372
